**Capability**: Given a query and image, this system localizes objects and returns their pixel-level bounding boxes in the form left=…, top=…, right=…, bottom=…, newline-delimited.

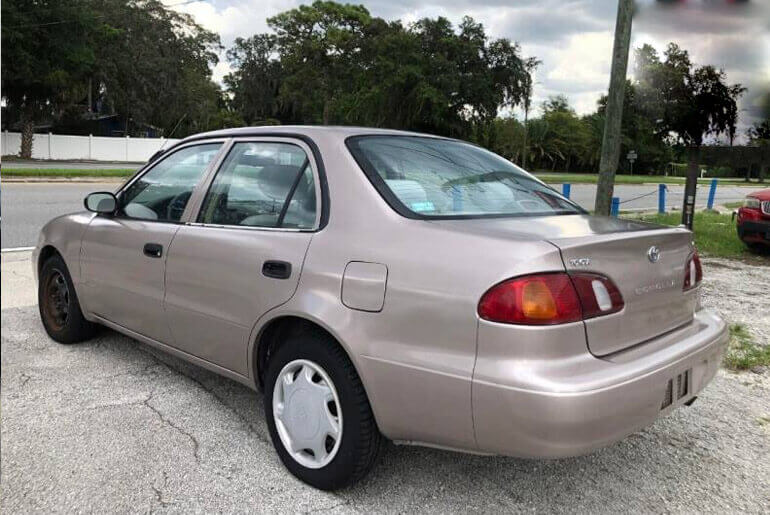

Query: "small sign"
left=627, top=150, right=637, bottom=162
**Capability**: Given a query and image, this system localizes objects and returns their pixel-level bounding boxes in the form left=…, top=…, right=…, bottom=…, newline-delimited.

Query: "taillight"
left=683, top=251, right=703, bottom=291
left=570, top=273, right=624, bottom=319
left=478, top=272, right=624, bottom=325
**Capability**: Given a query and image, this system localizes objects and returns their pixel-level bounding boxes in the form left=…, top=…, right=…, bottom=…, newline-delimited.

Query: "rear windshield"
left=347, top=135, right=583, bottom=218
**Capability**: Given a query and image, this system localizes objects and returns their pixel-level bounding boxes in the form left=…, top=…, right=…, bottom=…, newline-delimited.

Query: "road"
left=0, top=181, right=760, bottom=249
left=1, top=182, right=120, bottom=249
left=2, top=250, right=769, bottom=512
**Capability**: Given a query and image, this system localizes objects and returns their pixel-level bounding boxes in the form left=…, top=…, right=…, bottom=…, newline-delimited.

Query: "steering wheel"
left=166, top=191, right=191, bottom=221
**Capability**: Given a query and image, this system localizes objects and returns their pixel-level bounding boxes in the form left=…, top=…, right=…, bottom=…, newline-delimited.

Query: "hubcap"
left=43, top=270, right=70, bottom=331
left=272, top=359, right=342, bottom=469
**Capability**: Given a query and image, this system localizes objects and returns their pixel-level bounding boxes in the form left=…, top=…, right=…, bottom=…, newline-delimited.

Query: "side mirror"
left=84, top=192, right=118, bottom=214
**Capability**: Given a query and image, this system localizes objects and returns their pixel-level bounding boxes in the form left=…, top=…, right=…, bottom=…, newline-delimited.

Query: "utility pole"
left=594, top=0, right=633, bottom=215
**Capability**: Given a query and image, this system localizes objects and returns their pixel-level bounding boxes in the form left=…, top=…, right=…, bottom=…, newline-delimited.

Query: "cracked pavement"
left=2, top=250, right=769, bottom=513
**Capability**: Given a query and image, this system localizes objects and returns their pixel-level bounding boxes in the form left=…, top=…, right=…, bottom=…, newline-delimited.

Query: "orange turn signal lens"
left=520, top=280, right=558, bottom=319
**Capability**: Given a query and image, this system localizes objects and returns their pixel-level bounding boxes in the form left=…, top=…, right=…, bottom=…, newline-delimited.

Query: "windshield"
left=346, top=135, right=583, bottom=218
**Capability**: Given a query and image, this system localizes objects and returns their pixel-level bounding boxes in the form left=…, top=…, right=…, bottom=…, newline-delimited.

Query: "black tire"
left=264, top=328, right=382, bottom=490
left=38, top=254, right=96, bottom=344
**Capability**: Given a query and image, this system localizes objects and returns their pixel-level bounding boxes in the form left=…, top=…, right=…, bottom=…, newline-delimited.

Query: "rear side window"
left=198, top=142, right=317, bottom=229
left=346, top=136, right=582, bottom=218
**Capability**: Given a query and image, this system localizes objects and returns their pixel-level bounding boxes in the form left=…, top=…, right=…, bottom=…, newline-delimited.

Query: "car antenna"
left=149, top=113, right=188, bottom=163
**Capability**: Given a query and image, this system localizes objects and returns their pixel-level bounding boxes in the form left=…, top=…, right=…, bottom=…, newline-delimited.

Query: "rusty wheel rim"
left=43, top=269, right=70, bottom=331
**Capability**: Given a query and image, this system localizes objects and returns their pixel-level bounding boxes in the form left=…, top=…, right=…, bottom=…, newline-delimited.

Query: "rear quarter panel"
left=254, top=132, right=569, bottom=450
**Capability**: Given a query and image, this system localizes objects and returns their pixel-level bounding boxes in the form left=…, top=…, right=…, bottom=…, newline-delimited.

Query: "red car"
left=736, top=188, right=770, bottom=249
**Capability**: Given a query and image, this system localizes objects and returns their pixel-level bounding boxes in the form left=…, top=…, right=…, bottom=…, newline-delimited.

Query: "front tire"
left=264, top=329, right=381, bottom=490
left=38, top=254, right=95, bottom=343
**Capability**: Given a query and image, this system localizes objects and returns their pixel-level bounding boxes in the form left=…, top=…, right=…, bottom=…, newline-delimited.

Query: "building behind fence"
left=1, top=132, right=181, bottom=162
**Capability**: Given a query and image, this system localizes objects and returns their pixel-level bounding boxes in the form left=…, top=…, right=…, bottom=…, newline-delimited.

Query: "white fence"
left=1, top=131, right=181, bottom=162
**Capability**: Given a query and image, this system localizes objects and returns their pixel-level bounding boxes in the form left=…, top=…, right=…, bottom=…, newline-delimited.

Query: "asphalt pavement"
left=1, top=182, right=119, bottom=249
left=2, top=250, right=769, bottom=512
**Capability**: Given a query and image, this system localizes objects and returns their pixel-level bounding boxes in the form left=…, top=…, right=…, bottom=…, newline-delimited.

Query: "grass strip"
left=724, top=324, right=770, bottom=371
left=628, top=211, right=749, bottom=258
left=3, top=168, right=135, bottom=177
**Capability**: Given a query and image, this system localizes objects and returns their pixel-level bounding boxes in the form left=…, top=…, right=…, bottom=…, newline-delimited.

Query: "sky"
left=166, top=0, right=769, bottom=140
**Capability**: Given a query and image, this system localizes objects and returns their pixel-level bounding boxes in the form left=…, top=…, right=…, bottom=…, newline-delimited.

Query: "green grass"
left=724, top=324, right=770, bottom=371
left=535, top=172, right=763, bottom=187
left=722, top=201, right=744, bottom=209
left=2, top=168, right=134, bottom=177
left=629, top=211, right=749, bottom=258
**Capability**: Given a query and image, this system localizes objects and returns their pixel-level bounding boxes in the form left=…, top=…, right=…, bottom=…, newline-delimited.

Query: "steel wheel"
left=43, top=269, right=70, bottom=331
left=272, top=359, right=343, bottom=469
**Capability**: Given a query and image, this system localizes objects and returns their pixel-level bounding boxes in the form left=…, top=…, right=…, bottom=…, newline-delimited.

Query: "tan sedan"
left=34, top=126, right=728, bottom=489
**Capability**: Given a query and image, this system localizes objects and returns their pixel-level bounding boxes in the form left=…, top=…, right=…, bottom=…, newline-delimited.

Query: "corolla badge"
left=647, top=246, right=661, bottom=263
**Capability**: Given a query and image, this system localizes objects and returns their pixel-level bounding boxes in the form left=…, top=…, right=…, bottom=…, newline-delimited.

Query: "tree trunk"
left=594, top=0, right=633, bottom=216
left=681, top=146, right=700, bottom=230
left=20, top=116, right=35, bottom=159
left=322, top=100, right=330, bottom=125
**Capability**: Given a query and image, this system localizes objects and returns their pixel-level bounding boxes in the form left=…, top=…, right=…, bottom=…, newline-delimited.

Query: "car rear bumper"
left=472, top=308, right=728, bottom=458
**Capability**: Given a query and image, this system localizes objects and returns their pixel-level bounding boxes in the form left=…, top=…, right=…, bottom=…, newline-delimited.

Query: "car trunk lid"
left=552, top=228, right=696, bottom=356
left=429, top=214, right=697, bottom=356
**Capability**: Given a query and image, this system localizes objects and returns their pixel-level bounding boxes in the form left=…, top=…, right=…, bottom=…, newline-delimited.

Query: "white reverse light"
left=591, top=280, right=612, bottom=311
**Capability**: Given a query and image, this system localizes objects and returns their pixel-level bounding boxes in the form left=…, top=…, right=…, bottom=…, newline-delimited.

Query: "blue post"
left=561, top=183, right=571, bottom=199
left=707, top=178, right=718, bottom=210
left=611, top=197, right=620, bottom=217
left=658, top=184, right=666, bottom=214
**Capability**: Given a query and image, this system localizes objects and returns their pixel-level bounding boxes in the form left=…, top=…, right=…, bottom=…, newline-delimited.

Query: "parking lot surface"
left=2, top=251, right=769, bottom=513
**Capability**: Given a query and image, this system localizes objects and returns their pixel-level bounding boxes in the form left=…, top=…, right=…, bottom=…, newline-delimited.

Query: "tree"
left=226, top=2, right=533, bottom=140
left=520, top=57, right=541, bottom=169
left=225, top=35, right=283, bottom=125
left=597, top=81, right=673, bottom=174
left=93, top=0, right=223, bottom=136
left=2, top=0, right=99, bottom=156
left=747, top=120, right=770, bottom=145
left=268, top=1, right=372, bottom=124
left=635, top=43, right=745, bottom=227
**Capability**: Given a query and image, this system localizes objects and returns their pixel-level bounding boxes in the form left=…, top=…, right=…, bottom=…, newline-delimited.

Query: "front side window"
left=347, top=136, right=583, bottom=218
left=120, top=143, right=222, bottom=222
left=198, top=142, right=317, bottom=229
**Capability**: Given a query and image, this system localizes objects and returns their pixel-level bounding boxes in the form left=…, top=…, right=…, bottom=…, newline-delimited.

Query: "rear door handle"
left=262, top=260, right=291, bottom=279
left=143, top=243, right=163, bottom=258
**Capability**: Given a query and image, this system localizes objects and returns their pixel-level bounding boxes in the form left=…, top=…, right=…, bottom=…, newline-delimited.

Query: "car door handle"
left=143, top=243, right=163, bottom=258
left=262, top=260, right=291, bottom=279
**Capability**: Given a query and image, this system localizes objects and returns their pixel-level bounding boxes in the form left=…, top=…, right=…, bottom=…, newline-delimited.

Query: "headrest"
left=238, top=153, right=277, bottom=167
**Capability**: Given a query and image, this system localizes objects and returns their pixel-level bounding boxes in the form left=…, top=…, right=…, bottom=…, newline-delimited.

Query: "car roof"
left=178, top=125, right=448, bottom=144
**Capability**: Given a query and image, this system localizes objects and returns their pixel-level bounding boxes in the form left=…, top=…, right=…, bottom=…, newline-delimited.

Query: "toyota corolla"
left=34, top=126, right=728, bottom=490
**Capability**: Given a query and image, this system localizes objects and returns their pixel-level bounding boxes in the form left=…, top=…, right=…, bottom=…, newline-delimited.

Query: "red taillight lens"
left=570, top=273, right=625, bottom=319
left=479, top=272, right=625, bottom=325
left=683, top=251, right=703, bottom=291
left=478, top=273, right=582, bottom=325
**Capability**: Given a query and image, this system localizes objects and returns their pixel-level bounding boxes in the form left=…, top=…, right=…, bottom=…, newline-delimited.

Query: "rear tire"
left=38, top=254, right=96, bottom=344
left=264, top=328, right=381, bottom=490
